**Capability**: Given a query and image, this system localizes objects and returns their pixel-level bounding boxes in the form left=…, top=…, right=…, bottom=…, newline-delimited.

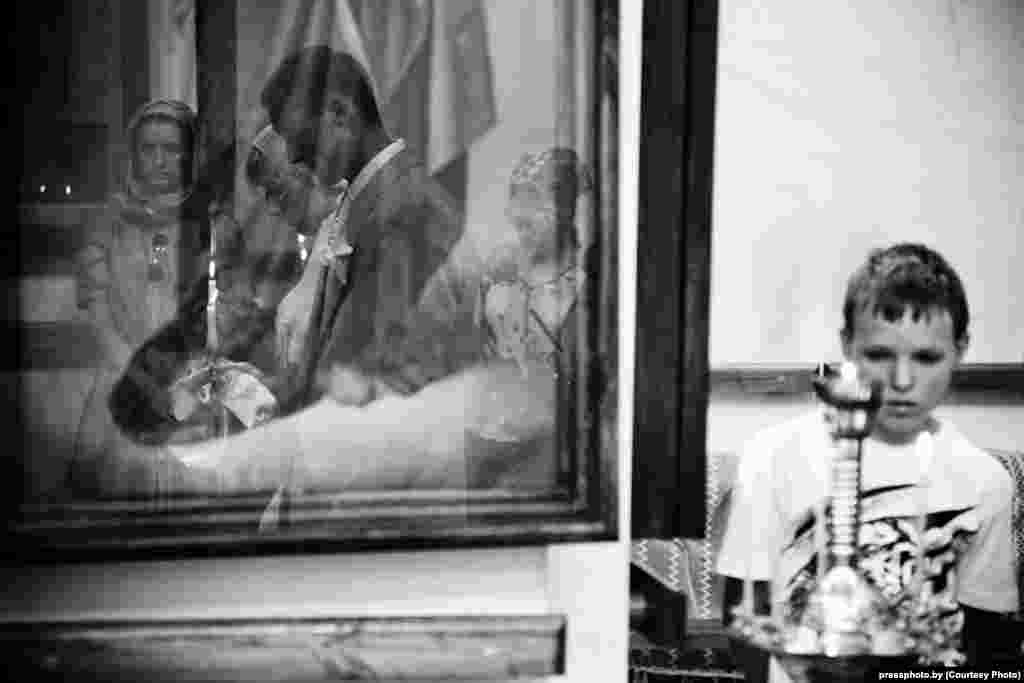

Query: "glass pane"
left=10, top=0, right=617, bottom=554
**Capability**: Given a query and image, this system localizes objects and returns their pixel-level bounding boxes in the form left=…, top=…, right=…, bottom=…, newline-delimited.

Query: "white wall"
left=706, top=0, right=1024, bottom=466
left=0, top=2, right=639, bottom=680
left=709, top=0, right=1024, bottom=366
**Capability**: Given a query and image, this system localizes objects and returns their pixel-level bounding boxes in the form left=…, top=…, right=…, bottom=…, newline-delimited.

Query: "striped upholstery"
left=630, top=451, right=738, bottom=623
left=987, top=448, right=1024, bottom=618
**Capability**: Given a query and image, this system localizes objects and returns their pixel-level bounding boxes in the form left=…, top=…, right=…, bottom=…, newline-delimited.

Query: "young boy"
left=717, top=243, right=1020, bottom=681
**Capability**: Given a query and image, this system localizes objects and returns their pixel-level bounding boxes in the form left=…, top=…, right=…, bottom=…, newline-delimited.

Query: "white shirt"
left=717, top=410, right=1016, bottom=681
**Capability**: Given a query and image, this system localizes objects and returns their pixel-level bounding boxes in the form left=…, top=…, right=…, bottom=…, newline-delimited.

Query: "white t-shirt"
left=717, top=409, right=1016, bottom=679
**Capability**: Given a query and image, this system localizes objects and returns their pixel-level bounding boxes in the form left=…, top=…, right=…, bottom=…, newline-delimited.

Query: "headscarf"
left=115, top=99, right=200, bottom=223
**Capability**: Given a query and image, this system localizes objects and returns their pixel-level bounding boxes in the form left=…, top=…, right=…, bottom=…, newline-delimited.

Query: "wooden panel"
left=0, top=615, right=564, bottom=681
left=195, top=0, right=236, bottom=195
left=710, top=363, right=1024, bottom=405
left=632, top=0, right=718, bottom=540
left=632, top=0, right=686, bottom=540
left=120, top=0, right=150, bottom=128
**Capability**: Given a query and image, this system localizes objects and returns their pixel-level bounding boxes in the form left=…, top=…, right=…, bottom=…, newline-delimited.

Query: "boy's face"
left=842, top=306, right=966, bottom=444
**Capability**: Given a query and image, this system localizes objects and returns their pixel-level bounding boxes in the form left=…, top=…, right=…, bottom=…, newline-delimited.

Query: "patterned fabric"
left=782, top=492, right=976, bottom=666
left=987, top=449, right=1024, bottom=616
left=632, top=539, right=694, bottom=595
left=508, top=148, right=594, bottom=196
left=631, top=453, right=738, bottom=623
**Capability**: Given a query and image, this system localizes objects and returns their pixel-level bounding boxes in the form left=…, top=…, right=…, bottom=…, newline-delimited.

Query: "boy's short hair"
left=260, top=46, right=383, bottom=132
left=841, top=243, right=969, bottom=344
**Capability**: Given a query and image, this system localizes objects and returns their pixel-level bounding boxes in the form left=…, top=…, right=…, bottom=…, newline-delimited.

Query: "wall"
left=0, top=1, right=639, bottom=680
left=709, top=0, right=1024, bottom=366
left=707, top=0, right=1024, bottom=458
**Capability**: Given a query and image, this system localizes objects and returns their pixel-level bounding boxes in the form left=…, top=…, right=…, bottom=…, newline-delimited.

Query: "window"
left=8, top=0, right=620, bottom=559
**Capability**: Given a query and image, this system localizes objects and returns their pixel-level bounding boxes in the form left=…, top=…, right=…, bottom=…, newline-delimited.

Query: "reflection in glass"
left=11, top=0, right=615, bottom=553
left=71, top=98, right=212, bottom=499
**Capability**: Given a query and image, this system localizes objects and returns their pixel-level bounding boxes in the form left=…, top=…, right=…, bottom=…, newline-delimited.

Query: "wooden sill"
left=711, top=363, right=1024, bottom=404
left=0, top=614, right=565, bottom=680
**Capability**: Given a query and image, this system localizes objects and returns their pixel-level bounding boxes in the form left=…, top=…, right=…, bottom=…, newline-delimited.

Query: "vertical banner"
left=427, top=0, right=497, bottom=175
left=353, top=0, right=431, bottom=161
left=355, top=0, right=497, bottom=225
left=149, top=0, right=197, bottom=109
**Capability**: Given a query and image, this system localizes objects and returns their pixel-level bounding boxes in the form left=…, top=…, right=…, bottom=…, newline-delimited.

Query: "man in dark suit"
left=93, top=47, right=554, bottom=499
left=261, top=45, right=465, bottom=411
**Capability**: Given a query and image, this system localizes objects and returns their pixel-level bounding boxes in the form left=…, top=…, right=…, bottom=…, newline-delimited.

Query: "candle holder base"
left=728, top=623, right=917, bottom=683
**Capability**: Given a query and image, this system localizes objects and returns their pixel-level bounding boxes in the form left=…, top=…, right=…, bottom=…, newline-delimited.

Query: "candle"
left=207, top=221, right=218, bottom=350
left=207, top=261, right=218, bottom=350
left=838, top=360, right=858, bottom=385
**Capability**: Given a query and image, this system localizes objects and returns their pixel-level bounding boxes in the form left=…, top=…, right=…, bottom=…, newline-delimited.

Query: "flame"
left=839, top=361, right=858, bottom=383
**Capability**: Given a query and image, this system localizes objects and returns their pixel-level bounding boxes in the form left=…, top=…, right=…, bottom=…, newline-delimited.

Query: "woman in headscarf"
left=71, top=99, right=213, bottom=498
left=340, top=147, right=598, bottom=490
left=466, top=147, right=595, bottom=488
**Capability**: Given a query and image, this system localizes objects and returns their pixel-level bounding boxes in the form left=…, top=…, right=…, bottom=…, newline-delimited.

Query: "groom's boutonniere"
left=321, top=178, right=354, bottom=285
left=329, top=236, right=354, bottom=286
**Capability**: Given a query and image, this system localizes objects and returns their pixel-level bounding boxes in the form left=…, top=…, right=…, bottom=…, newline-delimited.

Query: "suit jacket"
left=291, top=149, right=464, bottom=408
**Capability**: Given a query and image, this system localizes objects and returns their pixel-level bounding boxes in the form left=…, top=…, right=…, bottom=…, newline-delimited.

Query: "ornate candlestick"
left=813, top=362, right=880, bottom=656
left=730, top=362, right=920, bottom=682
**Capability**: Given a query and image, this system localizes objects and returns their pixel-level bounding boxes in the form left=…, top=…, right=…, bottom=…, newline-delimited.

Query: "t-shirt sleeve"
left=956, top=457, right=1019, bottom=613
left=716, top=427, right=789, bottom=581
